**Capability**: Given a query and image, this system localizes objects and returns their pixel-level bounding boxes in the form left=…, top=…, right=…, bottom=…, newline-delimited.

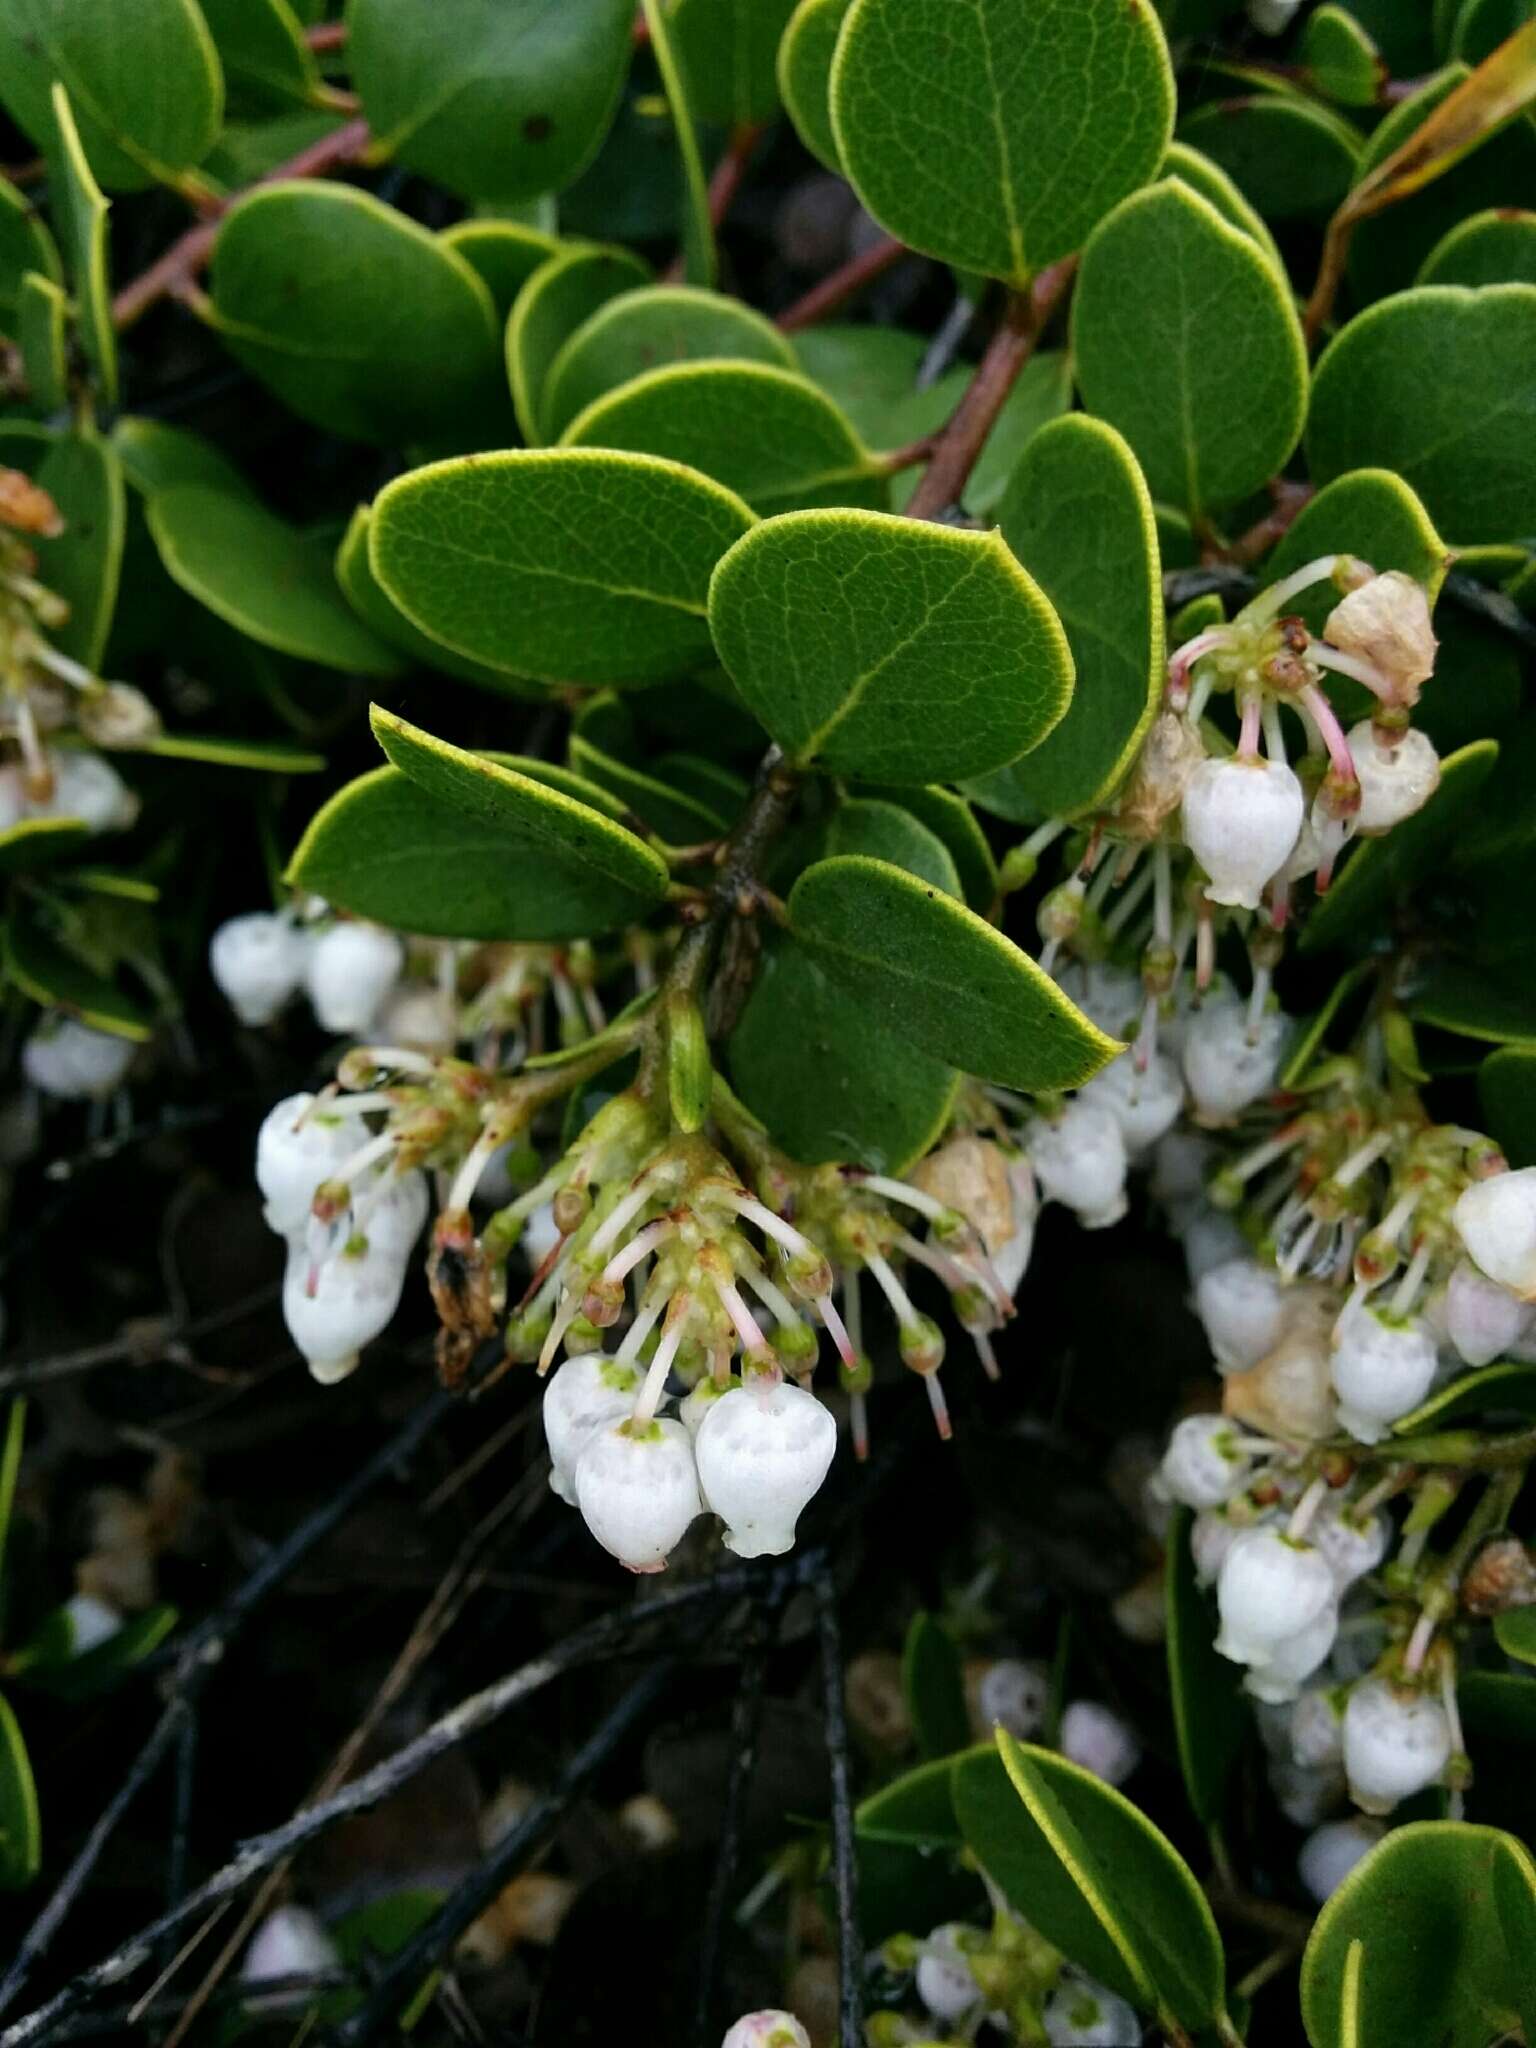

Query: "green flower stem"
left=1385, top=1425, right=1536, bottom=1470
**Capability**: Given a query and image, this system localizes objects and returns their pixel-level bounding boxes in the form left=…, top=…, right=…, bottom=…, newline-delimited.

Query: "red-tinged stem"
left=111, top=117, right=372, bottom=331
left=903, top=257, right=1075, bottom=522
left=775, top=234, right=908, bottom=333
left=305, top=20, right=348, bottom=54
left=664, top=121, right=765, bottom=282
left=881, top=430, right=942, bottom=474
left=1218, top=479, right=1317, bottom=567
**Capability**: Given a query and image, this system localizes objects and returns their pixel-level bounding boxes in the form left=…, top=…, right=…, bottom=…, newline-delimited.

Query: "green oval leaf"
left=0, top=173, right=60, bottom=327
left=1307, top=285, right=1536, bottom=547
left=146, top=485, right=403, bottom=676
left=335, top=506, right=546, bottom=700
left=507, top=242, right=652, bottom=443
left=110, top=417, right=253, bottom=498
left=1300, top=739, right=1500, bottom=955
left=1073, top=179, right=1308, bottom=519
left=0, top=819, right=93, bottom=876
left=544, top=283, right=795, bottom=440
left=1301, top=5, right=1387, bottom=107
left=1495, top=1606, right=1536, bottom=1667
left=830, top=0, right=1175, bottom=285
left=1266, top=469, right=1449, bottom=635
left=563, top=360, right=885, bottom=514
left=372, top=448, right=755, bottom=687
left=199, top=0, right=318, bottom=110
left=778, top=0, right=852, bottom=171
left=974, top=415, right=1161, bottom=821
left=854, top=1751, right=977, bottom=1947
left=348, top=0, right=631, bottom=202
left=0, top=0, right=222, bottom=190
left=853, top=782, right=997, bottom=911
left=289, top=740, right=667, bottom=945
left=209, top=182, right=505, bottom=447
left=708, top=509, right=1073, bottom=783
left=1393, top=1361, right=1536, bottom=1434
left=45, top=84, right=116, bottom=406
left=827, top=797, right=960, bottom=897
left=728, top=931, right=959, bottom=1171
left=3, top=912, right=153, bottom=1041
left=789, top=855, right=1120, bottom=1090
left=1408, top=963, right=1536, bottom=1047
left=1420, top=206, right=1536, bottom=287
left=953, top=1735, right=1229, bottom=2037
left=31, top=427, right=126, bottom=673
left=569, top=698, right=730, bottom=842
left=1301, top=1821, right=1536, bottom=2048
left=639, top=0, right=714, bottom=288
left=146, top=733, right=324, bottom=773
left=1165, top=1507, right=1249, bottom=1829
left=1162, top=139, right=1286, bottom=278
left=1480, top=1043, right=1536, bottom=1166
left=438, top=218, right=559, bottom=323
left=0, top=1694, right=40, bottom=1890
left=17, top=272, right=69, bottom=416
left=903, top=1612, right=970, bottom=1762
left=665, top=0, right=798, bottom=124
left=1179, top=96, right=1362, bottom=221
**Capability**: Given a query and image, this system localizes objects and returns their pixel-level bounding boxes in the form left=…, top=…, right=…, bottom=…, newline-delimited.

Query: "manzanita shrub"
left=2, top=0, right=1536, bottom=2041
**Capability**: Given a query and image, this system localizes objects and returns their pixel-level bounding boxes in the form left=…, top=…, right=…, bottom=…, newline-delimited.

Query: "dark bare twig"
left=815, top=1569, right=863, bottom=2048
left=332, top=1661, right=681, bottom=2045
left=0, top=1281, right=281, bottom=1397
left=164, top=1708, right=199, bottom=1926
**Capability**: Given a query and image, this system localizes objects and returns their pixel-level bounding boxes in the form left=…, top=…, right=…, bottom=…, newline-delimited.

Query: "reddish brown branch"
left=1218, top=480, right=1317, bottom=568
left=707, top=122, right=765, bottom=231
left=775, top=234, right=909, bottom=333
left=111, top=117, right=372, bottom=331
left=305, top=20, right=349, bottom=54
left=904, top=257, right=1075, bottom=522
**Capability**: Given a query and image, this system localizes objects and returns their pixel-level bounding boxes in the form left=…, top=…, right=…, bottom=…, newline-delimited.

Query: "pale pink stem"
left=1237, top=693, right=1262, bottom=759
left=1166, top=628, right=1229, bottom=707
left=816, top=1292, right=857, bottom=1371
left=1308, top=642, right=1393, bottom=704
left=1298, top=684, right=1357, bottom=784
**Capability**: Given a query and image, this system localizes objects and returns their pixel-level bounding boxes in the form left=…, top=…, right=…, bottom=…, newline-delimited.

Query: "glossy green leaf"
left=110, top=417, right=252, bottom=499
left=147, top=486, right=402, bottom=677
left=543, top=284, right=795, bottom=440
left=199, top=0, right=318, bottom=109
left=0, top=820, right=93, bottom=876
left=1407, top=962, right=1536, bottom=1045
left=1266, top=470, right=1449, bottom=639
left=438, top=219, right=559, bottom=323
left=569, top=699, right=730, bottom=841
left=0, top=0, right=222, bottom=190
left=202, top=105, right=340, bottom=184
left=372, top=448, right=754, bottom=687
left=1301, top=5, right=1388, bottom=106
left=708, top=509, right=1073, bottom=783
left=639, top=0, right=715, bottom=287
left=1481, top=1044, right=1536, bottom=1166
left=854, top=782, right=997, bottom=911
left=32, top=428, right=126, bottom=672
left=854, top=1751, right=977, bottom=1947
left=729, top=933, right=958, bottom=1171
left=1179, top=96, right=1362, bottom=221
left=563, top=361, right=885, bottom=514
left=146, top=734, right=324, bottom=773
left=506, top=242, right=652, bottom=444
left=1308, top=286, right=1536, bottom=546
left=0, top=1401, right=26, bottom=1605
left=1301, top=1821, right=1536, bottom=2048
left=1073, top=180, right=1308, bottom=518
left=1301, top=740, right=1499, bottom=954
left=17, top=271, right=68, bottom=413
left=1455, top=0, right=1536, bottom=63
left=974, top=415, right=1161, bottom=821
left=1394, top=1360, right=1536, bottom=1433
left=209, top=183, right=505, bottom=447
left=790, top=856, right=1120, bottom=1090
left=3, top=913, right=152, bottom=1040
left=830, top=0, right=1175, bottom=286
left=778, top=0, right=853, bottom=170
left=289, top=741, right=668, bottom=943
left=1281, top=960, right=1374, bottom=1089
left=827, top=798, right=960, bottom=896
left=10, top=1601, right=178, bottom=1697
left=1161, top=139, right=1286, bottom=278
left=1494, top=1606, right=1536, bottom=1666
left=1347, top=67, right=1536, bottom=304
left=954, top=1736, right=1229, bottom=2037
left=0, top=1695, right=39, bottom=1890
left=347, top=0, right=633, bottom=203
left=45, top=86, right=116, bottom=406
left=1419, top=205, right=1536, bottom=285
left=1165, top=1508, right=1248, bottom=1828
left=335, top=507, right=544, bottom=700
left=903, top=1612, right=970, bottom=1761
left=665, top=0, right=799, bottom=124
left=0, top=176, right=60, bottom=326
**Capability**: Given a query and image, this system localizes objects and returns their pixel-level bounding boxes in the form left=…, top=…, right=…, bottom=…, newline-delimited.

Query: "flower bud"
left=1291, top=1686, right=1345, bottom=1769
left=1159, top=1413, right=1250, bottom=1509
left=1324, top=572, right=1437, bottom=708
left=1029, top=1102, right=1128, bottom=1230
left=1042, top=1973, right=1142, bottom=2046
left=542, top=1353, right=644, bottom=1504
left=1191, top=1506, right=1251, bottom=1586
left=358, top=1170, right=429, bottom=1261
left=22, top=1017, right=136, bottom=1099
left=574, top=1418, right=701, bottom=1572
left=899, top=1313, right=945, bottom=1376
left=63, top=1592, right=122, bottom=1654
left=1181, top=755, right=1304, bottom=909
left=1055, top=960, right=1143, bottom=1041
left=1079, top=1049, right=1184, bottom=1159
left=679, top=1373, right=735, bottom=1434
left=77, top=682, right=161, bottom=750
left=1454, top=1167, right=1536, bottom=1301
left=1311, top=1502, right=1389, bottom=1590
left=1243, top=1600, right=1338, bottom=1706
left=1330, top=1302, right=1437, bottom=1444
left=1348, top=721, right=1440, bottom=835
left=914, top=1923, right=980, bottom=2022
left=973, top=1657, right=1049, bottom=1740
left=209, top=913, right=309, bottom=1027
left=1343, top=1677, right=1451, bottom=1814
left=33, top=750, right=138, bottom=834
left=1195, top=1257, right=1288, bottom=1374
left=374, top=982, right=458, bottom=1053
left=282, top=1236, right=408, bottom=1383
left=256, top=1092, right=370, bottom=1235
left=1298, top=1815, right=1384, bottom=1903
left=1181, top=1206, right=1249, bottom=1284
left=1181, top=1001, right=1288, bottom=1125
left=1269, top=1751, right=1347, bottom=1827
left=242, top=1905, right=340, bottom=1990
left=1216, top=1527, right=1335, bottom=1666
left=721, top=2013, right=811, bottom=2048
left=1444, top=1257, right=1535, bottom=1367
left=695, top=1381, right=836, bottom=1557
left=304, top=922, right=405, bottom=1036
left=1059, top=1699, right=1140, bottom=1786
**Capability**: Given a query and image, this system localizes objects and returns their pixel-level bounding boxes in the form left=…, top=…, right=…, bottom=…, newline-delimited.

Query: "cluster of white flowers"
left=211, top=907, right=406, bottom=1035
